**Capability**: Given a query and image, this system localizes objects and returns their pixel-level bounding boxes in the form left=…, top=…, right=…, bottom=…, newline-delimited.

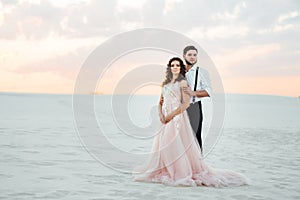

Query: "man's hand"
left=183, top=86, right=194, bottom=96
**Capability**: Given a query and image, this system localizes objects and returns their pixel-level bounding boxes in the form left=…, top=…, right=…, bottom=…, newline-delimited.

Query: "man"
left=183, top=45, right=211, bottom=152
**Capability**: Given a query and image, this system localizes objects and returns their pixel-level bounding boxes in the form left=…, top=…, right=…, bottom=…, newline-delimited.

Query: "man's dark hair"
left=183, top=45, right=198, bottom=55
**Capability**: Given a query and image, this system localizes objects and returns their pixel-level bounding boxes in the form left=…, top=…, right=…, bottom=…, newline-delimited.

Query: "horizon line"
left=0, top=91, right=299, bottom=98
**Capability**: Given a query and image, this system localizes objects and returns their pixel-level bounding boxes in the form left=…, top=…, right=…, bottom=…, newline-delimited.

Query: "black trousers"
left=186, top=101, right=203, bottom=151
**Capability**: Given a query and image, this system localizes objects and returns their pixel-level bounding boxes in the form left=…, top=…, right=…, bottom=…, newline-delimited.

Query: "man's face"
left=183, top=50, right=197, bottom=66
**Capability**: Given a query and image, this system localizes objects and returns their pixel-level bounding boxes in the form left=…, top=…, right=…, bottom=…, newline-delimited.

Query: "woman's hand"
left=159, top=95, right=164, bottom=105
left=164, top=114, right=174, bottom=124
left=159, top=113, right=166, bottom=124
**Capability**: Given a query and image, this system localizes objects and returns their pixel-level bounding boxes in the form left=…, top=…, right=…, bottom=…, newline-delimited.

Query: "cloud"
left=0, top=0, right=64, bottom=39
left=278, top=10, right=299, bottom=23
left=0, top=0, right=299, bottom=96
left=0, top=0, right=18, bottom=5
left=1, top=0, right=299, bottom=40
left=0, top=0, right=121, bottom=39
left=187, top=25, right=249, bottom=39
left=211, top=1, right=246, bottom=20
left=257, top=10, right=300, bottom=34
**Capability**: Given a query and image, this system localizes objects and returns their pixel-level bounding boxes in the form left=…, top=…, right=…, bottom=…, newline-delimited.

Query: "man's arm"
left=199, top=69, right=212, bottom=97
left=183, top=68, right=211, bottom=98
left=194, top=89, right=210, bottom=97
left=183, top=87, right=209, bottom=97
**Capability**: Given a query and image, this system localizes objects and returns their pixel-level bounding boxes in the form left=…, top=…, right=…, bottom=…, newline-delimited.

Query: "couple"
left=160, top=45, right=209, bottom=152
left=133, top=46, right=248, bottom=187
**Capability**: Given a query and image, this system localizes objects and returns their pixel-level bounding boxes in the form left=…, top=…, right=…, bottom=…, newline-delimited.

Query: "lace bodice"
left=162, top=82, right=182, bottom=116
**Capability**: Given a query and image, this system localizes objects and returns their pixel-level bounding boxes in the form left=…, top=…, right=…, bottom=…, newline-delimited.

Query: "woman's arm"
left=164, top=80, right=190, bottom=123
left=158, top=93, right=165, bottom=123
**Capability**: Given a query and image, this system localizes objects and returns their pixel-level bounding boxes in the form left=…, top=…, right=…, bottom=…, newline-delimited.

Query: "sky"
left=0, top=0, right=299, bottom=97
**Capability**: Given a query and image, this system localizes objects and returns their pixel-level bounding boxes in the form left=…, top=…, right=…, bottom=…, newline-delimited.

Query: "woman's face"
left=170, top=60, right=181, bottom=76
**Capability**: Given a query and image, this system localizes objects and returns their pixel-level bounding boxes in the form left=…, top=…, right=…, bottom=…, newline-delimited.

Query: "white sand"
left=0, top=93, right=299, bottom=199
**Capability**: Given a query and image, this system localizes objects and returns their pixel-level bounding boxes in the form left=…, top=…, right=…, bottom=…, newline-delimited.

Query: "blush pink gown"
left=133, top=82, right=248, bottom=187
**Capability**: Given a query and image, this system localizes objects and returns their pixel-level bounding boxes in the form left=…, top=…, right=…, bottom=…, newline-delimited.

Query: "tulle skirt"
left=133, top=111, right=248, bottom=187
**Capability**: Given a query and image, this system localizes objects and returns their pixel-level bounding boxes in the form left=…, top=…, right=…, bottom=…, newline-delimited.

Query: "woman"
left=133, top=57, right=248, bottom=187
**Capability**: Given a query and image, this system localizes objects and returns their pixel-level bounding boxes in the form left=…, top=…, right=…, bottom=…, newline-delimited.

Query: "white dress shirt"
left=185, top=65, right=211, bottom=103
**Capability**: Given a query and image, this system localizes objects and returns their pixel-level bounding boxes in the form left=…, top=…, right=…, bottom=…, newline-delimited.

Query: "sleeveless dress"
left=133, top=82, right=248, bottom=187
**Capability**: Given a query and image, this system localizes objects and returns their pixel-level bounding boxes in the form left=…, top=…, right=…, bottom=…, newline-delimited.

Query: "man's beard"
left=184, top=59, right=197, bottom=66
